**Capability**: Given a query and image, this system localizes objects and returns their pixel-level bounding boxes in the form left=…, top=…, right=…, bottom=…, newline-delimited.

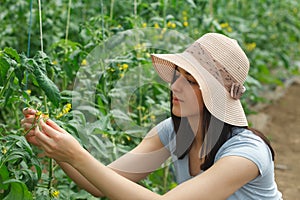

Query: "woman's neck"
left=187, top=114, right=204, bottom=145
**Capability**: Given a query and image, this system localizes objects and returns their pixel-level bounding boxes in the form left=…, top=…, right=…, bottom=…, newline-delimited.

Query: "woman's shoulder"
left=155, top=117, right=174, bottom=134
left=216, top=127, right=273, bottom=176
left=155, top=117, right=176, bottom=149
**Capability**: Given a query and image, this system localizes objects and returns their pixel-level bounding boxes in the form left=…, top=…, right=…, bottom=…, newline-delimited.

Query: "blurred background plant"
left=0, top=0, right=299, bottom=199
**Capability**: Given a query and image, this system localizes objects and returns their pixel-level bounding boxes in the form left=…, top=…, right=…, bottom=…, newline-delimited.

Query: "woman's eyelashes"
left=173, top=70, right=198, bottom=85
left=187, top=79, right=197, bottom=85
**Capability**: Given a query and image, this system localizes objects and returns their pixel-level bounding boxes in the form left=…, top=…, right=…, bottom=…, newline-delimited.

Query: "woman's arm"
left=57, top=126, right=169, bottom=197
left=161, top=156, right=259, bottom=200
left=21, top=108, right=169, bottom=198
left=35, top=119, right=259, bottom=200
left=35, top=119, right=167, bottom=199
left=57, top=161, right=104, bottom=197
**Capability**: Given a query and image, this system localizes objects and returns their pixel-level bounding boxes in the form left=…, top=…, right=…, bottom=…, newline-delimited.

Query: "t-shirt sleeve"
left=156, top=117, right=175, bottom=152
left=215, top=130, right=273, bottom=176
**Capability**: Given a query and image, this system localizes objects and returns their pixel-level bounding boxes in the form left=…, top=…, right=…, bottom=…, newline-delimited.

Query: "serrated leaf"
left=33, top=67, right=61, bottom=107
left=3, top=47, right=20, bottom=63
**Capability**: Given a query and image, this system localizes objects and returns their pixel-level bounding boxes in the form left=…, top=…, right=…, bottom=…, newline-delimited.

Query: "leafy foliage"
left=0, top=0, right=299, bottom=199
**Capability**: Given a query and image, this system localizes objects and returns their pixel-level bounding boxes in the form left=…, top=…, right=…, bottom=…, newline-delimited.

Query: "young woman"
left=21, top=33, right=282, bottom=199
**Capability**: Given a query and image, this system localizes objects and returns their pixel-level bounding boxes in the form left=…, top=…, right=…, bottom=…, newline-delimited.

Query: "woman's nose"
left=171, top=75, right=185, bottom=92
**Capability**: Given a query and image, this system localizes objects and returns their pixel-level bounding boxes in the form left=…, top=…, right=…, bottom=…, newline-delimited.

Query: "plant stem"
left=163, top=165, right=169, bottom=193
left=12, top=103, right=20, bottom=128
left=209, top=0, right=214, bottom=32
left=134, top=0, right=137, bottom=27
left=43, top=95, right=49, bottom=114
left=101, top=0, right=105, bottom=41
left=38, top=0, right=44, bottom=52
left=163, top=0, right=167, bottom=27
left=0, top=69, right=14, bottom=99
left=110, top=0, right=114, bottom=20
left=48, top=157, right=53, bottom=197
left=65, top=0, right=72, bottom=44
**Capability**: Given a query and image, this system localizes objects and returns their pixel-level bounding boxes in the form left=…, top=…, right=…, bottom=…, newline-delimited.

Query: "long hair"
left=170, top=91, right=275, bottom=171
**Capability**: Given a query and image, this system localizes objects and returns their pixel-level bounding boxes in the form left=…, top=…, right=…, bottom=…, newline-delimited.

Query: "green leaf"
left=0, top=57, right=10, bottom=86
left=0, top=165, right=9, bottom=190
left=3, top=179, right=33, bottom=200
left=33, top=67, right=61, bottom=107
left=186, top=0, right=196, bottom=8
left=5, top=151, right=25, bottom=163
left=3, top=47, right=20, bottom=63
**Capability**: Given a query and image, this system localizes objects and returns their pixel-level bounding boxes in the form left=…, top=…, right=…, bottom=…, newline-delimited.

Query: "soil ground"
left=249, top=80, right=300, bottom=200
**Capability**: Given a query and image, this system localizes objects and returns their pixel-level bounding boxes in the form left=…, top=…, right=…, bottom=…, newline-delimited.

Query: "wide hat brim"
left=151, top=52, right=248, bottom=127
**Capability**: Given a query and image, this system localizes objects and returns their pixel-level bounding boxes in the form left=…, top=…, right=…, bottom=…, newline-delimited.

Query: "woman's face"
left=171, top=67, right=204, bottom=118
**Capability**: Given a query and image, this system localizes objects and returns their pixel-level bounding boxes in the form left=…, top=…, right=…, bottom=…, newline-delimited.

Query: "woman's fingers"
left=34, top=126, right=54, bottom=156
left=45, top=119, right=67, bottom=133
left=39, top=120, right=60, bottom=138
left=25, top=133, right=41, bottom=147
left=22, top=108, right=36, bottom=116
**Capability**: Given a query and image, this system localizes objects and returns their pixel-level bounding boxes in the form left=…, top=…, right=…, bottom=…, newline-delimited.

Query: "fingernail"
left=23, top=107, right=29, bottom=111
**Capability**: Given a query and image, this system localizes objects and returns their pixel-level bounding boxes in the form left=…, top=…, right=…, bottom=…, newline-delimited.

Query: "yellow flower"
left=227, top=27, right=232, bottom=33
left=56, top=113, right=63, bottom=119
left=51, top=190, right=60, bottom=198
left=167, top=21, right=172, bottom=28
left=36, top=111, right=42, bottom=117
left=1, top=146, right=7, bottom=155
left=137, top=106, right=145, bottom=111
left=183, top=21, right=188, bottom=27
left=66, top=103, right=72, bottom=109
left=81, top=59, right=88, bottom=66
left=245, top=42, right=256, bottom=52
left=26, top=90, right=31, bottom=95
left=56, top=103, right=72, bottom=119
left=52, top=60, right=58, bottom=65
left=119, top=73, right=124, bottom=78
left=168, top=22, right=176, bottom=29
left=142, top=23, right=147, bottom=28
left=142, top=115, right=148, bottom=121
left=122, top=64, right=128, bottom=70
left=293, top=8, right=297, bottom=14
left=220, top=22, right=229, bottom=29
left=150, top=115, right=156, bottom=121
left=154, top=23, right=160, bottom=29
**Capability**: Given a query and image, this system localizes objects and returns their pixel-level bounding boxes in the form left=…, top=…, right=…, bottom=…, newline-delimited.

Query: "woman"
left=21, top=33, right=282, bottom=199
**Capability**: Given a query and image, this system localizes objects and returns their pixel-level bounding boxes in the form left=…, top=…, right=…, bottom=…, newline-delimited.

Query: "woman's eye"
left=187, top=79, right=197, bottom=85
left=172, top=71, right=180, bottom=83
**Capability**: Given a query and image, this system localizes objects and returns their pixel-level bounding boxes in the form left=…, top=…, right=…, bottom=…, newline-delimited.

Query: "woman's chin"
left=172, top=109, right=182, bottom=117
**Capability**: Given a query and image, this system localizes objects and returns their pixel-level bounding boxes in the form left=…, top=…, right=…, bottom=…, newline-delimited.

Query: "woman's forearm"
left=71, top=149, right=162, bottom=200
left=57, top=161, right=104, bottom=197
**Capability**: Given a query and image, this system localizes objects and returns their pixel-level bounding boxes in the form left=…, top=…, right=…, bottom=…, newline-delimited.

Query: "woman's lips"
left=172, top=96, right=183, bottom=104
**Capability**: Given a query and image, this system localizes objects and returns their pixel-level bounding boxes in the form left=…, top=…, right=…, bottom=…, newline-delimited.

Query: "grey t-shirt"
left=157, top=118, right=282, bottom=200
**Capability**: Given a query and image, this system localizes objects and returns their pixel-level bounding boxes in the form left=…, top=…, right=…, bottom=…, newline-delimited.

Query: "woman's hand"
left=21, top=108, right=41, bottom=147
left=34, top=119, right=84, bottom=164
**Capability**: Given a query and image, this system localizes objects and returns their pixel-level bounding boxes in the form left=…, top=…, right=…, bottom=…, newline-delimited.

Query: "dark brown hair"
left=170, top=92, right=275, bottom=171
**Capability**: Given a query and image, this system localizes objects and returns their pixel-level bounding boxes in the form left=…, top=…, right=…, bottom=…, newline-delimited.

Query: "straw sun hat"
left=151, top=33, right=249, bottom=126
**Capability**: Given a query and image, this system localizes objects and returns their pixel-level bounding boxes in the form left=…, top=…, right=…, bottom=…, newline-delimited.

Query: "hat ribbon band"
left=184, top=44, right=246, bottom=100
